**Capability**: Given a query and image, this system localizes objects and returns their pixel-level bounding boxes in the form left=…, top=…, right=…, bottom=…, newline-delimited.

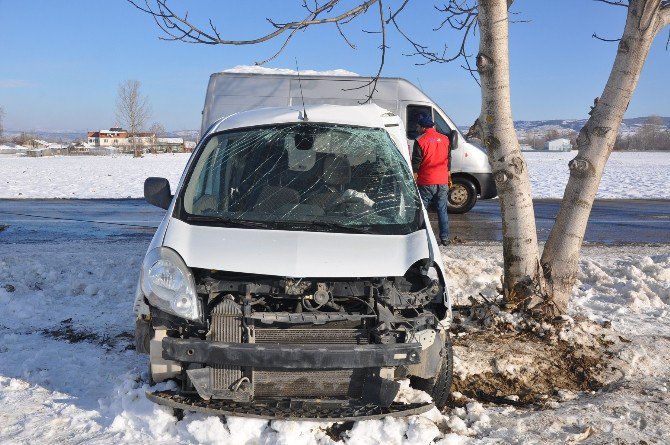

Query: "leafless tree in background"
left=616, top=115, right=670, bottom=150
left=149, top=121, right=166, bottom=138
left=149, top=122, right=167, bottom=153
left=130, top=0, right=670, bottom=319
left=116, top=80, right=152, bottom=157
left=0, top=106, right=5, bottom=141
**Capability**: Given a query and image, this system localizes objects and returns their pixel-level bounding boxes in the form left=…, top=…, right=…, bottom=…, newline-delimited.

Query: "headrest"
left=322, top=155, right=351, bottom=186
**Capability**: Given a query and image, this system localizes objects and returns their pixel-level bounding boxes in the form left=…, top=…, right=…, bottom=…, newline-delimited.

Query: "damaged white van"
left=134, top=104, right=453, bottom=420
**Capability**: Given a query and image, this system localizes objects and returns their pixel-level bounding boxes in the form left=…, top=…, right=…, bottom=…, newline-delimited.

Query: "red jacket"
left=412, top=128, right=450, bottom=185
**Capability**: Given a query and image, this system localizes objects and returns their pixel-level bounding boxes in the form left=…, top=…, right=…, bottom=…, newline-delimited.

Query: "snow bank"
left=442, top=244, right=670, bottom=317
left=222, top=65, right=359, bottom=76
left=1, top=151, right=668, bottom=199
left=1, top=240, right=669, bottom=443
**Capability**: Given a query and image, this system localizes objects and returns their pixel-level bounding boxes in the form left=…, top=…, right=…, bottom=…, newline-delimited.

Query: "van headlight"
left=141, top=247, right=200, bottom=321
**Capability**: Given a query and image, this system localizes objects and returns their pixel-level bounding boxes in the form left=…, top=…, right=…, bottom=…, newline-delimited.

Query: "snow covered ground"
left=0, top=239, right=668, bottom=444
left=0, top=151, right=669, bottom=199
left=523, top=151, right=670, bottom=199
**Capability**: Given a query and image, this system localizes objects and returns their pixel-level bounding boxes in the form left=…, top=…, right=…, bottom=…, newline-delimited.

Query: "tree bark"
left=541, top=0, right=668, bottom=315
left=476, top=0, right=543, bottom=307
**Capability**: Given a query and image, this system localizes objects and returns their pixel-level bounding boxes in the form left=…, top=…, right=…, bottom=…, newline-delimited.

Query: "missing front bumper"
left=162, top=337, right=422, bottom=406
left=147, top=390, right=434, bottom=421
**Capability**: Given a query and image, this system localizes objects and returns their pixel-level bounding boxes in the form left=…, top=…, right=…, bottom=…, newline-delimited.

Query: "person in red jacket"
left=412, top=113, right=451, bottom=246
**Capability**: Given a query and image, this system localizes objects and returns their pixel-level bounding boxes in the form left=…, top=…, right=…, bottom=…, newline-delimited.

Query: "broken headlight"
left=141, top=247, right=200, bottom=321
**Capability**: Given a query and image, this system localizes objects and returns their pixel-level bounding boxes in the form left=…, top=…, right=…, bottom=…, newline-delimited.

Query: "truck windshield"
left=181, top=123, right=421, bottom=235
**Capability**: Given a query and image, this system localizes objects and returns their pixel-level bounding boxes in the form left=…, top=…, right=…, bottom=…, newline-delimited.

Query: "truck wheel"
left=410, top=334, right=453, bottom=409
left=448, top=177, right=477, bottom=214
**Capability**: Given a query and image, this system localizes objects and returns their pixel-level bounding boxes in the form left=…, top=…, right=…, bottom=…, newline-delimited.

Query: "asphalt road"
left=0, top=198, right=668, bottom=245
left=442, top=199, right=670, bottom=244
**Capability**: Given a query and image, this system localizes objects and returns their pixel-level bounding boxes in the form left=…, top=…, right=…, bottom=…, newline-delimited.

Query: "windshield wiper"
left=288, top=220, right=374, bottom=234
left=188, top=215, right=273, bottom=229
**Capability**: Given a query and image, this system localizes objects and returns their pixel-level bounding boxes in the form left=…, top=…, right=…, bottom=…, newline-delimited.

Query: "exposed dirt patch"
left=324, top=421, right=355, bottom=441
left=41, top=318, right=134, bottom=350
left=451, top=331, right=610, bottom=406
left=449, top=306, right=622, bottom=407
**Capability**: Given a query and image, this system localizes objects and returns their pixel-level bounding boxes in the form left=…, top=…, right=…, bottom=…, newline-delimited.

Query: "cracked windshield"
left=182, top=123, right=421, bottom=234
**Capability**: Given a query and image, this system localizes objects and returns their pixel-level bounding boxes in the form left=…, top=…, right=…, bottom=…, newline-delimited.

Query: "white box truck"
left=201, top=72, right=497, bottom=213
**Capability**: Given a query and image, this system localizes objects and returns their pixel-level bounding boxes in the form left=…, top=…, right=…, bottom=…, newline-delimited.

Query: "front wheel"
left=447, top=177, right=478, bottom=214
left=410, top=334, right=453, bottom=409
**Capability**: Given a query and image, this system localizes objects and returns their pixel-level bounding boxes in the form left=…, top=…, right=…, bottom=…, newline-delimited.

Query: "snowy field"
left=0, top=151, right=669, bottom=199
left=0, top=240, right=668, bottom=444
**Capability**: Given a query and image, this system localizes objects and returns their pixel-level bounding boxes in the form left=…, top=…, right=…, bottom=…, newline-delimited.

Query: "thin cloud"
left=0, top=79, right=36, bottom=88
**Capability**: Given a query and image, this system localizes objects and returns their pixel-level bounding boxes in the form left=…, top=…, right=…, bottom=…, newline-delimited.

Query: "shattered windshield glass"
left=181, top=123, right=421, bottom=235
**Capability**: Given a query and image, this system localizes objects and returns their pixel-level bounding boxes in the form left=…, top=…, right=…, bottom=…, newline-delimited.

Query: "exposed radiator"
left=210, top=300, right=243, bottom=392
left=253, top=327, right=368, bottom=398
left=255, top=328, right=369, bottom=345
left=208, top=304, right=369, bottom=400
left=254, top=369, right=365, bottom=398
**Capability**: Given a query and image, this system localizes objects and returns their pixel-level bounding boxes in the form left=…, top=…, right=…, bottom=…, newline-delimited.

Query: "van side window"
left=406, top=105, right=432, bottom=140
left=432, top=110, right=452, bottom=136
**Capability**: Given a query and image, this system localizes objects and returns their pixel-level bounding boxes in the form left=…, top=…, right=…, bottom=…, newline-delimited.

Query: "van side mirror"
left=450, top=131, right=460, bottom=150
left=144, top=177, right=172, bottom=210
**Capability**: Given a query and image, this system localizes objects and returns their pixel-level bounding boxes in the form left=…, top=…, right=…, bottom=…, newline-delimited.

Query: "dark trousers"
left=418, top=184, right=449, bottom=240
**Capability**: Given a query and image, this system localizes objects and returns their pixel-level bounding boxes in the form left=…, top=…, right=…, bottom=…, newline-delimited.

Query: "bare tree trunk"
left=475, top=0, right=544, bottom=306
left=541, top=0, right=669, bottom=315
left=116, top=80, right=151, bottom=158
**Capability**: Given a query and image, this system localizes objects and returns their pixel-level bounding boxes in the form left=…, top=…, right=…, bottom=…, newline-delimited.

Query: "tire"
left=134, top=318, right=153, bottom=354
left=410, top=334, right=453, bottom=409
left=447, top=177, right=478, bottom=214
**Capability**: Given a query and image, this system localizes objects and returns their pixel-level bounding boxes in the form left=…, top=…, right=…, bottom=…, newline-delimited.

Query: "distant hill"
left=513, top=116, right=670, bottom=138
left=455, top=116, right=670, bottom=138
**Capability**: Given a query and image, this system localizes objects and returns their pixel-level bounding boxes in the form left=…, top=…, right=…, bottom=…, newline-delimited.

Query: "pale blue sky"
left=0, top=0, right=668, bottom=131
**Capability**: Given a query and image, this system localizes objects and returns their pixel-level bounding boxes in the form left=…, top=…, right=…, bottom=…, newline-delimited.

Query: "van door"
left=406, top=105, right=454, bottom=137
left=406, top=104, right=462, bottom=172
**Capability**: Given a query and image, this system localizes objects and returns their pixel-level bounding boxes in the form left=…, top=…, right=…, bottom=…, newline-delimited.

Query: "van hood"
left=162, top=218, right=430, bottom=278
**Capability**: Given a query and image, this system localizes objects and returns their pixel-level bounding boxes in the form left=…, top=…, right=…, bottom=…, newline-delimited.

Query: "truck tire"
left=448, top=177, right=477, bottom=214
left=410, top=334, right=453, bottom=409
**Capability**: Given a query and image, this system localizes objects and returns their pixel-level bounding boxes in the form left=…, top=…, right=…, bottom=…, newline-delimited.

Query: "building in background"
left=154, top=137, right=184, bottom=153
left=87, top=127, right=155, bottom=153
left=544, top=138, right=573, bottom=152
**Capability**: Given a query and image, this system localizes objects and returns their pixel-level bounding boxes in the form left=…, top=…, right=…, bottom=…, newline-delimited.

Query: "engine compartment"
left=146, top=262, right=447, bottom=405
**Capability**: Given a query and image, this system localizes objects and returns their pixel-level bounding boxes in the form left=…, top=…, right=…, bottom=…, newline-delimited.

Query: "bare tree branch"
left=386, top=0, right=410, bottom=23
left=592, top=32, right=622, bottom=42
left=336, top=22, right=357, bottom=48
left=389, top=0, right=481, bottom=84
left=594, top=0, right=629, bottom=6
left=128, top=0, right=377, bottom=47
left=343, top=0, right=387, bottom=102
left=128, top=0, right=523, bottom=96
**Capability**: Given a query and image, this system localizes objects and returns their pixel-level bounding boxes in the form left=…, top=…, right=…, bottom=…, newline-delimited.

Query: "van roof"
left=211, top=71, right=404, bottom=80
left=211, top=103, right=398, bottom=133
